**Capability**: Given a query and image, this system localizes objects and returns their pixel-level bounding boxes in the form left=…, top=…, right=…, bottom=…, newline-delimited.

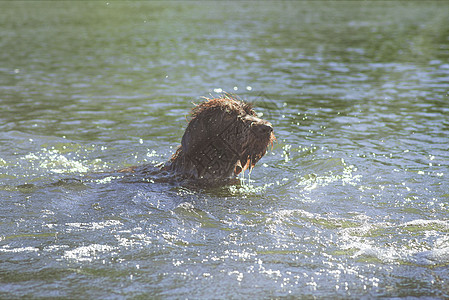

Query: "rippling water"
left=1, top=2, right=448, bottom=299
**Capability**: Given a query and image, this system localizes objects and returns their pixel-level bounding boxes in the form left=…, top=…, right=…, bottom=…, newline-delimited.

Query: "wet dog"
left=121, top=95, right=275, bottom=184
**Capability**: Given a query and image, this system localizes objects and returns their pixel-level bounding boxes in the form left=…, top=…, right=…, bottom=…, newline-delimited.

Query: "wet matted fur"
left=121, top=95, right=275, bottom=183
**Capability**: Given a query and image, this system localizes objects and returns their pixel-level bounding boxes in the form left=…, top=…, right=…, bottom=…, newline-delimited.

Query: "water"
left=1, top=1, right=448, bottom=298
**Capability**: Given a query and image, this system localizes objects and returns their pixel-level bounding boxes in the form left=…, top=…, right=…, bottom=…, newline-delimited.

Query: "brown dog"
left=121, top=95, right=275, bottom=183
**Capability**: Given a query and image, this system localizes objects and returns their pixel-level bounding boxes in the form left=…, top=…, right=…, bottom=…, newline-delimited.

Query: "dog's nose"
left=252, top=122, right=273, bottom=136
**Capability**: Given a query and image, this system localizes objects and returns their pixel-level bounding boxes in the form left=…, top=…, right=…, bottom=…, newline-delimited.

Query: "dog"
left=120, top=95, right=275, bottom=184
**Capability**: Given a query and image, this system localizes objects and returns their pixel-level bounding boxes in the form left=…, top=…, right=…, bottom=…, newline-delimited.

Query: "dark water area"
left=1, top=1, right=449, bottom=299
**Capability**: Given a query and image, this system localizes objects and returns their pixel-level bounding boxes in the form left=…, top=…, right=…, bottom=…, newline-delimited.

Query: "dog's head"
left=172, top=95, right=275, bottom=180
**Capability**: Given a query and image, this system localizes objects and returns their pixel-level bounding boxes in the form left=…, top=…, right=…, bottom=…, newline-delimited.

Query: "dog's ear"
left=181, top=106, right=228, bottom=156
left=181, top=117, right=202, bottom=156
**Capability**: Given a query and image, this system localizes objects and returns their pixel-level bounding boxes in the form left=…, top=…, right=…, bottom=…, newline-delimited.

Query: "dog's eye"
left=245, top=119, right=257, bottom=127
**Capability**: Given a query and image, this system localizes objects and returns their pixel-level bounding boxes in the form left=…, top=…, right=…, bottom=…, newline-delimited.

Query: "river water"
left=1, top=2, right=448, bottom=299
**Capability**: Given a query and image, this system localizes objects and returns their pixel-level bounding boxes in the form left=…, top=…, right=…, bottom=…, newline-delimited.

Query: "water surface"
left=1, top=2, right=449, bottom=299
